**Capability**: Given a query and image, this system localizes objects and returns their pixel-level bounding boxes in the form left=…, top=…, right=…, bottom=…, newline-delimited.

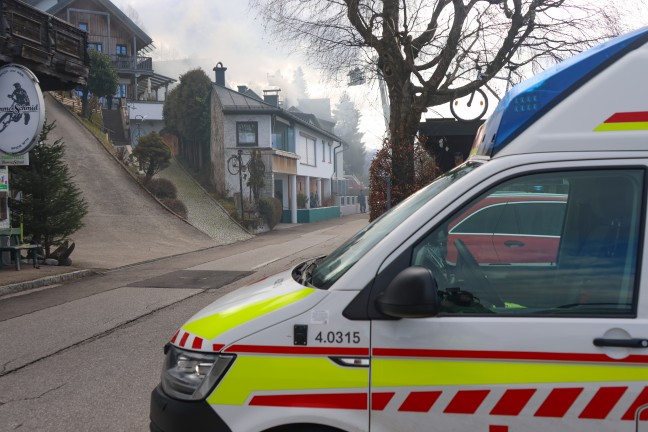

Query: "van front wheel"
left=265, top=425, right=346, bottom=432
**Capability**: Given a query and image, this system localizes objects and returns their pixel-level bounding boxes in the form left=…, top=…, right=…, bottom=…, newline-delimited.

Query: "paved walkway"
left=158, top=159, right=252, bottom=244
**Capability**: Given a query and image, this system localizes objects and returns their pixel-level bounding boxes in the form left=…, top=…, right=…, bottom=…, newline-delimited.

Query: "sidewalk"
left=0, top=263, right=96, bottom=296
left=0, top=213, right=369, bottom=296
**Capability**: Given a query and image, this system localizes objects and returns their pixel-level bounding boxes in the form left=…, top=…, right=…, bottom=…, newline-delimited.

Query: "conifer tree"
left=9, top=120, right=88, bottom=256
left=333, top=93, right=366, bottom=181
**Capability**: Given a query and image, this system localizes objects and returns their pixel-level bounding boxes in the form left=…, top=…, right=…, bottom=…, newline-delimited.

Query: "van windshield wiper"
left=293, top=258, right=321, bottom=287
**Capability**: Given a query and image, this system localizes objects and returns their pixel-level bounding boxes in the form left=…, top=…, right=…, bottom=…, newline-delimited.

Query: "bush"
left=161, top=198, right=188, bottom=219
left=131, top=131, right=171, bottom=179
left=297, top=193, right=308, bottom=209
left=145, top=178, right=177, bottom=200
left=258, top=196, right=283, bottom=229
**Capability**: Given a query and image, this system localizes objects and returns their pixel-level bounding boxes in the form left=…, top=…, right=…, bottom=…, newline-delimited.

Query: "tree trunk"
left=388, top=84, right=423, bottom=206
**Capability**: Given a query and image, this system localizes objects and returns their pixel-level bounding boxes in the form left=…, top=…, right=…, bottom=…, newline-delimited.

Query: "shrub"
left=131, top=131, right=171, bottom=180
left=258, top=196, right=283, bottom=229
left=161, top=198, right=187, bottom=218
left=146, top=178, right=177, bottom=200
left=297, top=193, right=308, bottom=209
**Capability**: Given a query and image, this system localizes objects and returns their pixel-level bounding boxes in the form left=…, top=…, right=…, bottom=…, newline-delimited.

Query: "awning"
left=137, top=72, right=177, bottom=95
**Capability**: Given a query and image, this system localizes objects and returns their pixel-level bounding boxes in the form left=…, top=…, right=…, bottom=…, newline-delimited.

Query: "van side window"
left=412, top=169, right=643, bottom=316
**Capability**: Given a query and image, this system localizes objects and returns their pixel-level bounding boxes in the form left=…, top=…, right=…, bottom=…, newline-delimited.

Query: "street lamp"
left=227, top=150, right=246, bottom=219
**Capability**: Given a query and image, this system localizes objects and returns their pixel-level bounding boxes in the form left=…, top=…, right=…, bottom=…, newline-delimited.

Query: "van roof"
left=471, top=26, right=648, bottom=158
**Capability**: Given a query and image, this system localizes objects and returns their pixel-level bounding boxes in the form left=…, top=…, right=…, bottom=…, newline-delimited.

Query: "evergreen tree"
left=83, top=50, right=118, bottom=118
left=131, top=131, right=171, bottom=180
left=292, top=67, right=309, bottom=100
left=333, top=93, right=366, bottom=181
left=9, top=120, right=88, bottom=256
left=163, top=68, right=212, bottom=174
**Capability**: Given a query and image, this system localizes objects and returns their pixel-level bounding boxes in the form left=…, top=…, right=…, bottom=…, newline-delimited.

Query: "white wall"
left=129, top=102, right=164, bottom=121
left=223, top=114, right=272, bottom=148
left=294, top=124, right=335, bottom=179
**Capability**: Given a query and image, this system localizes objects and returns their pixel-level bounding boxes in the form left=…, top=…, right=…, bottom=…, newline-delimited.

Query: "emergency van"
left=150, top=26, right=648, bottom=432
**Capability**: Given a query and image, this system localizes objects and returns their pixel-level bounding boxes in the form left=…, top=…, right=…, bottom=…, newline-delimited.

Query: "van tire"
left=264, top=424, right=346, bottom=432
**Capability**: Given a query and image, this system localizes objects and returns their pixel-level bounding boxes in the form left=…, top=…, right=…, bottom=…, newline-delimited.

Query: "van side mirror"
left=376, top=266, right=440, bottom=318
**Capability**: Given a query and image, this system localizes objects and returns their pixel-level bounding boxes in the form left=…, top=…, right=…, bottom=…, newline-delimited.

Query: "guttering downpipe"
left=331, top=142, right=346, bottom=195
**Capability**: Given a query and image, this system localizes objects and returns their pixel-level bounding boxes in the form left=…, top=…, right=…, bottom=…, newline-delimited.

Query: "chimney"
left=263, top=88, right=281, bottom=107
left=213, top=62, right=227, bottom=86
left=237, top=85, right=248, bottom=94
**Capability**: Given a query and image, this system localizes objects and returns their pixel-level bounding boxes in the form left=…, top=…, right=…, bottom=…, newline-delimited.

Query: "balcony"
left=110, top=55, right=153, bottom=74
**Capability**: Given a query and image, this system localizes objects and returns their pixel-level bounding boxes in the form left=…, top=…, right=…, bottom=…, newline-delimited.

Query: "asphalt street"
left=0, top=213, right=369, bottom=432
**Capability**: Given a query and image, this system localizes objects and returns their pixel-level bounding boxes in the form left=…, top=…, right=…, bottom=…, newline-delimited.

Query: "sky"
left=112, top=0, right=389, bottom=152
left=113, top=1, right=648, bottom=152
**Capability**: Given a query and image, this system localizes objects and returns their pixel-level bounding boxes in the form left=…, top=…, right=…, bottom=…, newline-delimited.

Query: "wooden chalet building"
left=25, top=0, right=175, bottom=101
left=0, top=0, right=89, bottom=90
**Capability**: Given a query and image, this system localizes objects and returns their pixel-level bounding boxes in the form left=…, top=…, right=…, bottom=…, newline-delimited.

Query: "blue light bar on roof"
left=473, top=26, right=648, bottom=157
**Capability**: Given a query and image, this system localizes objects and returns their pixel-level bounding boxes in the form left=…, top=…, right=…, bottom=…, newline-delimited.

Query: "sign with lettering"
left=0, top=153, right=29, bottom=165
left=0, top=64, right=45, bottom=155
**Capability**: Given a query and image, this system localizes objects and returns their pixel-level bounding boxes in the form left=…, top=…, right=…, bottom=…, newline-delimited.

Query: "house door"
left=275, top=179, right=283, bottom=206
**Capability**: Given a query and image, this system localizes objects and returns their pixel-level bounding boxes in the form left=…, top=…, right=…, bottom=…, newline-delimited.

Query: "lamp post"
left=227, top=149, right=247, bottom=219
left=132, top=114, right=144, bottom=146
left=226, top=150, right=266, bottom=220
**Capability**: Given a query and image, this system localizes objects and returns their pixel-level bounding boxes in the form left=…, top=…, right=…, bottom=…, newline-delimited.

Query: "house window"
left=237, top=122, right=258, bottom=146
left=298, top=133, right=317, bottom=166
left=322, top=141, right=326, bottom=162
left=116, top=44, right=127, bottom=56
left=328, top=143, right=332, bottom=163
left=116, top=84, right=127, bottom=98
left=272, top=120, right=289, bottom=151
left=78, top=22, right=88, bottom=31
left=88, top=42, right=103, bottom=52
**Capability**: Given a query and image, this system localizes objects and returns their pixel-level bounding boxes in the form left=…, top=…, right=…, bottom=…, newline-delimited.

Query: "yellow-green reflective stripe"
left=183, top=288, right=315, bottom=340
left=372, top=359, right=648, bottom=387
left=594, top=122, right=648, bottom=132
left=208, top=356, right=368, bottom=405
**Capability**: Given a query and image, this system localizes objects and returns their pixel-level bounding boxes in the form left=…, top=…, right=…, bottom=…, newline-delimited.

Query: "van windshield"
left=307, top=162, right=481, bottom=289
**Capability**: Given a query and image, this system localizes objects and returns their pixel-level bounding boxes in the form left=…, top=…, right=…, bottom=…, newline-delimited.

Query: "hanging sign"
left=0, top=64, right=45, bottom=155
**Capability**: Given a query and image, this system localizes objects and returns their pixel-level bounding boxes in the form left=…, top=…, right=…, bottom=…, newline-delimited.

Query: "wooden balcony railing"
left=109, top=55, right=152, bottom=73
left=0, top=0, right=89, bottom=90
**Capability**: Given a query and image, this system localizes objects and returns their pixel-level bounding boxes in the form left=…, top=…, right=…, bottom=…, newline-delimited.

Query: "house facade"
left=26, top=0, right=175, bottom=102
left=211, top=64, right=345, bottom=224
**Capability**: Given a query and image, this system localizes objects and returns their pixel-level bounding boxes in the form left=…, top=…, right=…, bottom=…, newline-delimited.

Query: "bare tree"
left=250, top=0, right=625, bottom=204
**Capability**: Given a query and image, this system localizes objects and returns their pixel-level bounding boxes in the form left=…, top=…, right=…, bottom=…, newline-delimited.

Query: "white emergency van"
left=150, top=26, right=648, bottom=432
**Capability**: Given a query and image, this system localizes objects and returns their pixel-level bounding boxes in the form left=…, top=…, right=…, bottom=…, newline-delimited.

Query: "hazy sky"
left=113, top=0, right=388, bottom=151
left=113, top=1, right=647, bottom=152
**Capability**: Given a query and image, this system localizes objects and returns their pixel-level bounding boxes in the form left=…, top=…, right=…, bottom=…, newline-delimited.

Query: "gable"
left=47, top=0, right=153, bottom=50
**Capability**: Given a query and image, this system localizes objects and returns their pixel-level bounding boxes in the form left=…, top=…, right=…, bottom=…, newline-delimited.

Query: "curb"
left=0, top=269, right=98, bottom=297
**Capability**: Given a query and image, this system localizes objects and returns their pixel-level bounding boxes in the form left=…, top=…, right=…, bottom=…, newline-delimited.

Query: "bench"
left=0, top=245, right=40, bottom=270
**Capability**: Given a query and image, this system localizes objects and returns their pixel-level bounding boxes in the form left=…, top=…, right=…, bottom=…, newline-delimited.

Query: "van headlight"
left=160, top=345, right=235, bottom=401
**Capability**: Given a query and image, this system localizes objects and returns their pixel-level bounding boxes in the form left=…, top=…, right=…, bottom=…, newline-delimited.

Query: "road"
left=0, top=214, right=368, bottom=432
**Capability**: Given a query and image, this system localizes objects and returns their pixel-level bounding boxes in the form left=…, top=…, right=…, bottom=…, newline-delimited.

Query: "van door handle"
left=504, top=240, right=525, bottom=247
left=593, top=338, right=648, bottom=348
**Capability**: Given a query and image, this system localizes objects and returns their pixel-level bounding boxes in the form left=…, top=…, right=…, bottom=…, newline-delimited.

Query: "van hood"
left=170, top=268, right=326, bottom=352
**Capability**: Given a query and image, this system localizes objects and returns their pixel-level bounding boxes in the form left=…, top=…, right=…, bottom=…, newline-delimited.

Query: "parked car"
left=447, top=192, right=567, bottom=264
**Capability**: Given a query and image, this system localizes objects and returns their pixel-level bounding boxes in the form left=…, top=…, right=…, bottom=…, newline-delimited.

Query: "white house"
left=210, top=64, right=346, bottom=224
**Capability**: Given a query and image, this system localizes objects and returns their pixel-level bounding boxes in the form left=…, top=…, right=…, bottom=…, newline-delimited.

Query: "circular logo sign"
left=0, top=64, right=45, bottom=155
